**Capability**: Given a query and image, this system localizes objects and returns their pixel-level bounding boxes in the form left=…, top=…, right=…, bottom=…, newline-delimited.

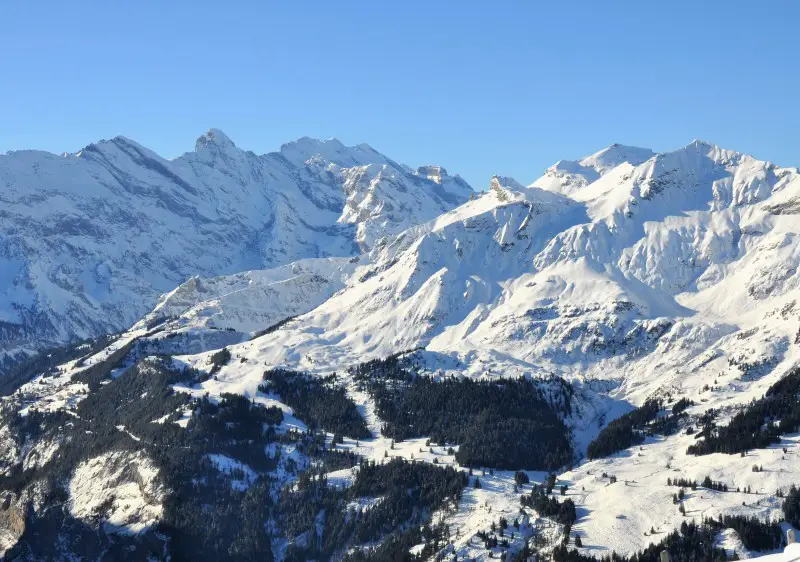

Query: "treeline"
left=279, top=458, right=467, bottom=561
left=4, top=356, right=368, bottom=561
left=587, top=396, right=693, bottom=460
left=260, top=368, right=371, bottom=439
left=73, top=358, right=287, bottom=476
left=542, top=513, right=782, bottom=562
left=668, top=477, right=699, bottom=489
left=521, top=485, right=577, bottom=537
left=785, top=485, right=800, bottom=528
left=688, top=367, right=800, bottom=455
left=348, top=351, right=420, bottom=383
left=0, top=334, right=115, bottom=396
left=4, top=356, right=272, bottom=561
left=361, top=371, right=572, bottom=470
left=552, top=521, right=727, bottom=562
left=187, top=394, right=284, bottom=471
left=587, top=399, right=663, bottom=460
left=208, top=346, right=231, bottom=375
left=457, top=411, right=572, bottom=470
left=342, top=521, right=451, bottom=562
left=154, top=380, right=357, bottom=561
left=671, top=397, right=694, bottom=415
left=70, top=337, right=138, bottom=390
left=667, top=476, right=729, bottom=492
left=251, top=314, right=297, bottom=339
left=704, top=515, right=782, bottom=551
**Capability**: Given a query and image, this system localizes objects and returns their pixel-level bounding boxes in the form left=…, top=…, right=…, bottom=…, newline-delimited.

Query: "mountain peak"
left=548, top=143, right=655, bottom=178
left=77, top=135, right=159, bottom=162
left=296, top=136, right=346, bottom=149
left=578, top=143, right=655, bottom=174
left=195, top=128, right=237, bottom=153
left=279, top=136, right=389, bottom=169
left=686, top=138, right=714, bottom=149
left=532, top=143, right=657, bottom=196
left=490, top=175, right=525, bottom=192
left=669, top=139, right=754, bottom=167
left=489, top=175, right=526, bottom=202
left=417, top=165, right=449, bottom=184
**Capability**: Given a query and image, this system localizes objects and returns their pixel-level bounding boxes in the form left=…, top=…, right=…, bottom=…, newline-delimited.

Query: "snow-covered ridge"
left=532, top=143, right=656, bottom=196
left=136, top=256, right=359, bottom=334
left=0, top=130, right=472, bottom=367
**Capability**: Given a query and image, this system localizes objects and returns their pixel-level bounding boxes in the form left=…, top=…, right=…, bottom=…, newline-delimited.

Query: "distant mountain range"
left=0, top=130, right=471, bottom=366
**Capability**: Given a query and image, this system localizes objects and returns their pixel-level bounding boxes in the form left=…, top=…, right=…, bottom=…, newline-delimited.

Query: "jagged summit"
left=194, top=128, right=238, bottom=153
left=532, top=142, right=655, bottom=196
left=531, top=139, right=778, bottom=202
left=278, top=135, right=389, bottom=168
left=77, top=134, right=155, bottom=159
left=417, top=165, right=448, bottom=183
left=685, top=138, right=718, bottom=150
left=577, top=143, right=655, bottom=174
left=488, top=175, right=526, bottom=201
left=73, top=130, right=389, bottom=171
left=490, top=175, right=526, bottom=190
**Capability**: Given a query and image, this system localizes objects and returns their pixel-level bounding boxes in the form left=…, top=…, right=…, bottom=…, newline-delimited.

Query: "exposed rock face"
left=0, top=495, right=25, bottom=555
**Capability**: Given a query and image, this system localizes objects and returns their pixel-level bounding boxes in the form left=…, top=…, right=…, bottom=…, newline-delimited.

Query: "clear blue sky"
left=2, top=1, right=799, bottom=189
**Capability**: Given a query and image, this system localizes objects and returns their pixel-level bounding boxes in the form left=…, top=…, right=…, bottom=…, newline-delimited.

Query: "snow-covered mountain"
left=177, top=139, right=799, bottom=387
left=0, top=130, right=471, bottom=366
left=2, top=138, right=800, bottom=561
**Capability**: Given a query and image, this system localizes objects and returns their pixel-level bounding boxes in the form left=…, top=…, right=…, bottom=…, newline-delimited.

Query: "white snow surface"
left=135, top=256, right=359, bottom=334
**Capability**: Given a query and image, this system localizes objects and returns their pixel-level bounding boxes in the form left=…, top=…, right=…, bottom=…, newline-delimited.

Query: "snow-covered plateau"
left=1, top=133, right=800, bottom=561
